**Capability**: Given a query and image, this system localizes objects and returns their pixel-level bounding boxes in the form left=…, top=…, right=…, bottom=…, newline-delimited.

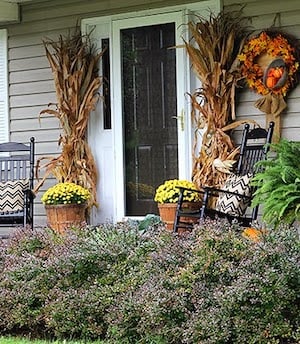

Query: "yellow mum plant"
left=41, top=182, right=91, bottom=205
left=154, top=179, right=201, bottom=204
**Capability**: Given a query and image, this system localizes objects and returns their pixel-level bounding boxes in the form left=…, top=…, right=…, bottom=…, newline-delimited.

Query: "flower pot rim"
left=158, top=201, right=201, bottom=206
left=45, top=203, right=87, bottom=208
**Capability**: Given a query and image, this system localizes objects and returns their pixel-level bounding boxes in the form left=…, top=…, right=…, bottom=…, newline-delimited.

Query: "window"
left=102, top=38, right=111, bottom=130
left=0, top=29, right=8, bottom=143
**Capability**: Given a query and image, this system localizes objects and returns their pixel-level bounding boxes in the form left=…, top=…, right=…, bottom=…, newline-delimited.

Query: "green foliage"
left=182, top=224, right=300, bottom=343
left=0, top=224, right=160, bottom=340
left=251, top=139, right=300, bottom=227
left=0, top=220, right=299, bottom=343
left=0, top=337, right=103, bottom=343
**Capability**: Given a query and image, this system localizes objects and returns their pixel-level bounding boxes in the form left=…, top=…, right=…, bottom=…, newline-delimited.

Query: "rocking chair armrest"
left=202, top=186, right=252, bottom=200
left=24, top=188, right=36, bottom=200
left=176, top=186, right=204, bottom=195
left=175, top=186, right=204, bottom=208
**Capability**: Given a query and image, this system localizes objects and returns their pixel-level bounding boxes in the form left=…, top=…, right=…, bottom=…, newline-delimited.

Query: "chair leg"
left=173, top=189, right=185, bottom=233
left=23, top=205, right=27, bottom=228
left=200, top=189, right=209, bottom=220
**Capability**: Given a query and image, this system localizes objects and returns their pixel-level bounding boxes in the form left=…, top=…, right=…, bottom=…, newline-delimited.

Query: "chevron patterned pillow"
left=215, top=173, right=252, bottom=217
left=0, top=179, right=29, bottom=213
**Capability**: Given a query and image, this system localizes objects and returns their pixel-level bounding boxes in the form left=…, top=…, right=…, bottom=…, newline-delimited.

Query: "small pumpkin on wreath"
left=264, top=58, right=287, bottom=90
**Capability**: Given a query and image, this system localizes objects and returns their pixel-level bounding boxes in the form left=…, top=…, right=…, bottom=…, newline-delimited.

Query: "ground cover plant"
left=0, top=220, right=299, bottom=343
left=0, top=337, right=103, bottom=343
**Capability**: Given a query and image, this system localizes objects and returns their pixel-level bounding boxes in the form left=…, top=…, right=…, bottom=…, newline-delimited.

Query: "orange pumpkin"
left=273, top=67, right=283, bottom=78
left=266, top=76, right=276, bottom=88
left=242, top=227, right=268, bottom=242
left=267, top=68, right=275, bottom=77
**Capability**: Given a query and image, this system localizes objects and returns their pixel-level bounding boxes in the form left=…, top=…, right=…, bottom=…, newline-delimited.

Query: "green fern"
left=251, top=139, right=300, bottom=227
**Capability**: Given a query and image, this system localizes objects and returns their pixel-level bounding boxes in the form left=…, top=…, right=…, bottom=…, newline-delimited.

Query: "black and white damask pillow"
left=215, top=173, right=252, bottom=217
left=0, top=179, right=29, bottom=213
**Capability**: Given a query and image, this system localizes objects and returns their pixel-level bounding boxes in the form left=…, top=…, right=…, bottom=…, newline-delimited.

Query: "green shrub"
left=0, top=220, right=299, bottom=343
left=0, top=223, right=162, bottom=340
left=181, top=223, right=300, bottom=343
left=105, top=233, right=193, bottom=343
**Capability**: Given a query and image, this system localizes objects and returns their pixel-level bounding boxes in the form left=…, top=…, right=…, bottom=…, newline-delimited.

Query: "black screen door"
left=121, top=22, right=178, bottom=216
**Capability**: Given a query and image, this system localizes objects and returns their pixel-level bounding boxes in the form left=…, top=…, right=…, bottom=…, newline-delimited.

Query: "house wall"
left=1, top=0, right=300, bottom=226
left=2, top=0, right=207, bottom=226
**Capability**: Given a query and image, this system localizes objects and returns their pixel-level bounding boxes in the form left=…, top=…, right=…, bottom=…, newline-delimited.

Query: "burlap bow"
left=255, top=93, right=286, bottom=142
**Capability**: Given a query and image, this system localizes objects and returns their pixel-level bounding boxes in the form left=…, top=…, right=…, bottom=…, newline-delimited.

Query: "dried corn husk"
left=35, top=28, right=103, bottom=208
left=185, top=11, right=251, bottom=189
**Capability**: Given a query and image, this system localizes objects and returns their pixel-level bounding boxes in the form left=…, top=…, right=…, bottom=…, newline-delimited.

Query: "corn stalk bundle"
left=185, top=11, right=249, bottom=189
left=35, top=28, right=103, bottom=208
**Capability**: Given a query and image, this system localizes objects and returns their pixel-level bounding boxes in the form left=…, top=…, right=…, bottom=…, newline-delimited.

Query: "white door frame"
left=82, top=0, right=220, bottom=223
left=112, top=11, right=189, bottom=221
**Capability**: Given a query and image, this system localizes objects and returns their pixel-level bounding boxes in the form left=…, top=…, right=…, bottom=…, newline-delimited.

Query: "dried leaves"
left=185, top=11, right=249, bottom=189
left=35, top=28, right=103, bottom=208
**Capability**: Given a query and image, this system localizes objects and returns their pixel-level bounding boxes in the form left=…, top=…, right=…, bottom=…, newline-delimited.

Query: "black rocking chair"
left=0, top=137, right=35, bottom=229
left=173, top=122, right=274, bottom=232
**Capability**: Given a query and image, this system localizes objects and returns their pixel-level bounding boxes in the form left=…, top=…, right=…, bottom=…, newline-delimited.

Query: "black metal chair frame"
left=173, top=122, right=274, bottom=232
left=0, top=137, right=35, bottom=228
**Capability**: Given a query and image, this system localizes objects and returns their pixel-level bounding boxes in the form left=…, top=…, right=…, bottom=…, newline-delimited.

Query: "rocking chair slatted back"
left=236, top=124, right=274, bottom=175
left=0, top=138, right=35, bottom=229
left=0, top=156, right=32, bottom=182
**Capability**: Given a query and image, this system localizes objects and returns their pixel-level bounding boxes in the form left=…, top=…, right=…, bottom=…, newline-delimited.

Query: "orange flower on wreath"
left=238, top=31, right=299, bottom=96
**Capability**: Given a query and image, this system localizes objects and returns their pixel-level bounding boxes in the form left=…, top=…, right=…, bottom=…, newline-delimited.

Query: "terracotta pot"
left=45, top=203, right=87, bottom=233
left=158, top=202, right=201, bottom=231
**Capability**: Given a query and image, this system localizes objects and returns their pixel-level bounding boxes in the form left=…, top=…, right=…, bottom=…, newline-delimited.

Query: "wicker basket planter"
left=45, top=203, right=87, bottom=233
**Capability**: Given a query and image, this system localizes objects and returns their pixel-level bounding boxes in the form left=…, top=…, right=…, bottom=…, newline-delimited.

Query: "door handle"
left=172, top=110, right=184, bottom=131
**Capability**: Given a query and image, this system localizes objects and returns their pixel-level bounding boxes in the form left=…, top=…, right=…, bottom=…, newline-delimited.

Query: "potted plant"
left=251, top=139, right=300, bottom=228
left=42, top=182, right=91, bottom=233
left=154, top=179, right=202, bottom=229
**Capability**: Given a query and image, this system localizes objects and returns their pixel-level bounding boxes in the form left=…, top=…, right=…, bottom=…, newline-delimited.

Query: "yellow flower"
left=154, top=179, right=202, bottom=204
left=41, top=182, right=91, bottom=205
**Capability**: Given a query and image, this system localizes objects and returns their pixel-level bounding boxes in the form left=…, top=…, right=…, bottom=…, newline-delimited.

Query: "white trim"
left=177, top=8, right=191, bottom=180
left=0, top=29, right=9, bottom=143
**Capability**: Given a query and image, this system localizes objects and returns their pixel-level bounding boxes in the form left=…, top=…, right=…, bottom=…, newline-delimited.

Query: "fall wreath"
left=238, top=30, right=300, bottom=141
left=238, top=31, right=299, bottom=96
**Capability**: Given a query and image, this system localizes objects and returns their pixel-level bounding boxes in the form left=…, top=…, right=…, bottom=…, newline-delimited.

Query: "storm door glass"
left=121, top=22, right=178, bottom=216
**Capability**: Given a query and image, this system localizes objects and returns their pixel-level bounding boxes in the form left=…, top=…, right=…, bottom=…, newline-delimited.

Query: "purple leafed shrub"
left=0, top=220, right=299, bottom=343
